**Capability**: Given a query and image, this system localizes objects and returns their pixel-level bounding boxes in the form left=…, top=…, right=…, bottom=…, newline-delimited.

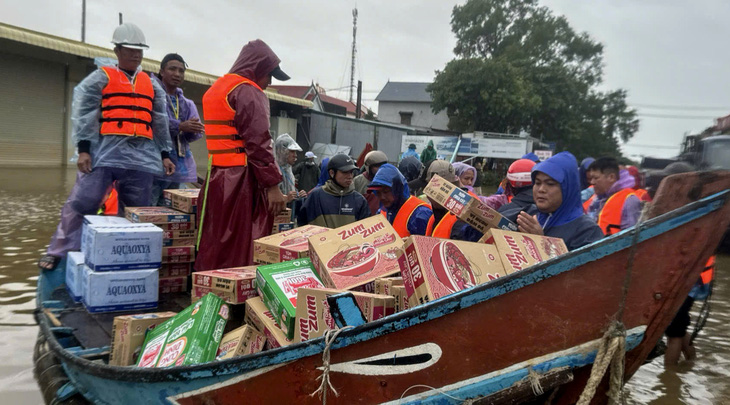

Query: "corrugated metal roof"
left=375, top=81, right=433, bottom=103
left=0, top=22, right=312, bottom=108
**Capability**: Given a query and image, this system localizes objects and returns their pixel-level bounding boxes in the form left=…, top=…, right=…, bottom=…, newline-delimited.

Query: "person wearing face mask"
left=297, top=154, right=370, bottom=228
left=38, top=23, right=175, bottom=271
left=516, top=152, right=603, bottom=251
left=368, top=164, right=432, bottom=237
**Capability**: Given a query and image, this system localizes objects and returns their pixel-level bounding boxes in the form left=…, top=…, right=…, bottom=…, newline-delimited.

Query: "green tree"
left=428, top=0, right=639, bottom=158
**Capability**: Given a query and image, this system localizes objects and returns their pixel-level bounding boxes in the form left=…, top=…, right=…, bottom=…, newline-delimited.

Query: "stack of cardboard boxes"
left=126, top=206, right=197, bottom=295
left=67, top=215, right=162, bottom=313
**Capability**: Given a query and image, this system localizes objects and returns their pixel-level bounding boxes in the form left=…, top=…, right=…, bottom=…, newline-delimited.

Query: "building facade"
left=375, top=82, right=450, bottom=132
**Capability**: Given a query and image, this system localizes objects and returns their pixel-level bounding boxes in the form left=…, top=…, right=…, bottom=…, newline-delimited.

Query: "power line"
left=633, top=103, right=730, bottom=111
left=622, top=143, right=680, bottom=150
left=636, top=113, right=718, bottom=120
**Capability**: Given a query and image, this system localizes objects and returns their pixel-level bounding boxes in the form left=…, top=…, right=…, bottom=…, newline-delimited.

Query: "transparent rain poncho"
left=71, top=64, right=172, bottom=176
left=274, top=133, right=302, bottom=196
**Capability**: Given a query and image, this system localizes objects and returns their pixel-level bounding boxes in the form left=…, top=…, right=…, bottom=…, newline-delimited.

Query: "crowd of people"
left=37, top=22, right=713, bottom=368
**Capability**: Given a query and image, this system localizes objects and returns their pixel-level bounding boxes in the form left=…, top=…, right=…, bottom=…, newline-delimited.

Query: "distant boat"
left=34, top=171, right=730, bottom=404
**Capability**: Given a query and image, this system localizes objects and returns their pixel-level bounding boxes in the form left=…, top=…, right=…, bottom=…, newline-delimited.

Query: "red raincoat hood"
left=229, top=39, right=281, bottom=83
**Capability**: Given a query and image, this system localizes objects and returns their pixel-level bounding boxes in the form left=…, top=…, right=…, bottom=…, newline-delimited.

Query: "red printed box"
left=159, top=263, right=193, bottom=278
left=191, top=266, right=257, bottom=305
left=253, top=225, right=328, bottom=264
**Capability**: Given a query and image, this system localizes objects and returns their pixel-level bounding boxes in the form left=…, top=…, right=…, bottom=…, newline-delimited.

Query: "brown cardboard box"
left=162, top=245, right=196, bottom=263
left=399, top=235, right=508, bottom=307
left=308, top=216, right=404, bottom=291
left=159, top=276, right=188, bottom=294
left=191, top=267, right=257, bottom=305
left=391, top=285, right=409, bottom=312
left=272, top=222, right=295, bottom=234
left=253, top=225, right=328, bottom=264
left=162, top=189, right=199, bottom=214
left=162, top=230, right=197, bottom=239
left=374, top=277, right=404, bottom=295
left=424, top=175, right=518, bottom=234
left=215, top=324, right=266, bottom=360
left=273, top=208, right=292, bottom=224
left=159, top=263, right=193, bottom=278
left=244, top=296, right=293, bottom=349
left=481, top=229, right=568, bottom=273
left=108, top=311, right=176, bottom=366
left=163, top=237, right=197, bottom=247
left=292, top=288, right=395, bottom=343
left=125, top=207, right=195, bottom=225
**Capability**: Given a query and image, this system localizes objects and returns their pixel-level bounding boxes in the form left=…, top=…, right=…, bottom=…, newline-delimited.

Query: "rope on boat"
left=577, top=206, right=650, bottom=405
left=398, top=384, right=475, bottom=404
left=527, top=366, right=544, bottom=396
left=310, top=325, right=354, bottom=404
left=690, top=280, right=713, bottom=345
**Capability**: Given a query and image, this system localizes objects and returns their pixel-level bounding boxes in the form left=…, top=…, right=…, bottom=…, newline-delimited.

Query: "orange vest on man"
left=203, top=74, right=262, bottom=167
left=381, top=196, right=430, bottom=237
left=425, top=212, right=458, bottom=238
left=590, top=188, right=636, bottom=235
left=701, top=256, right=715, bottom=285
left=99, top=66, right=154, bottom=139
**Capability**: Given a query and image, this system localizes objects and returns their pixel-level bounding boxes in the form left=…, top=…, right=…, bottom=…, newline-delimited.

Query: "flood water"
left=0, top=167, right=727, bottom=404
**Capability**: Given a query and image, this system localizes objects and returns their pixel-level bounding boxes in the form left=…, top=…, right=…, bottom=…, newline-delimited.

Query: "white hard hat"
left=305, top=151, right=317, bottom=159
left=112, top=23, right=149, bottom=50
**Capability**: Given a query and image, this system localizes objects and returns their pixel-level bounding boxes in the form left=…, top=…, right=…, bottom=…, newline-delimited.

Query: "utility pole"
left=81, top=0, right=86, bottom=42
left=119, top=13, right=123, bottom=25
left=349, top=8, right=358, bottom=103
left=356, top=80, right=363, bottom=119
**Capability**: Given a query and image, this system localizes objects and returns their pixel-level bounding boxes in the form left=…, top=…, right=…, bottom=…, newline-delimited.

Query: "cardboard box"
left=162, top=246, right=196, bottom=262
left=109, top=312, right=177, bottom=366
left=159, top=263, right=193, bottom=278
left=82, top=267, right=158, bottom=313
left=374, top=277, right=404, bottom=296
left=81, top=215, right=132, bottom=254
left=273, top=208, right=292, bottom=224
left=65, top=251, right=85, bottom=302
left=136, top=293, right=229, bottom=368
left=125, top=207, right=195, bottom=225
left=399, top=235, right=508, bottom=307
left=253, top=225, right=329, bottom=264
left=159, top=276, right=188, bottom=294
left=256, top=259, right=325, bottom=340
left=162, top=189, right=200, bottom=214
left=215, top=324, right=266, bottom=360
left=424, top=175, right=518, bottom=234
left=192, top=266, right=257, bottom=305
left=154, top=222, right=196, bottom=231
left=308, top=216, right=404, bottom=291
left=481, top=229, right=568, bottom=272
left=163, top=238, right=197, bottom=247
left=293, top=288, right=395, bottom=343
left=82, top=223, right=163, bottom=271
left=244, top=296, right=293, bottom=349
left=272, top=222, right=295, bottom=234
left=162, top=229, right=197, bottom=239
left=391, top=285, right=409, bottom=312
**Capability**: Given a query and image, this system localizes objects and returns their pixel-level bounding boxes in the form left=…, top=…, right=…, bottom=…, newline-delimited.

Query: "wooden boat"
left=33, top=172, right=730, bottom=404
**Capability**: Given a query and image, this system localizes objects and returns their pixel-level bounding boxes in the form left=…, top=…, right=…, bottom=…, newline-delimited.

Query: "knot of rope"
left=576, top=321, right=627, bottom=405
left=310, top=325, right=354, bottom=404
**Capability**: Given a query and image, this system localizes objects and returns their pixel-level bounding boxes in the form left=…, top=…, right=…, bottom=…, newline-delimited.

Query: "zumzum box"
left=159, top=276, right=188, bottom=294
left=136, top=293, right=228, bottom=368
left=308, top=216, right=404, bottom=291
left=256, top=259, right=325, bottom=340
left=162, top=246, right=196, bottom=264
left=65, top=251, right=85, bottom=302
left=253, top=225, right=329, bottom=264
left=162, top=189, right=199, bottom=214
left=82, top=223, right=163, bottom=271
left=159, top=263, right=193, bottom=278
left=109, top=312, right=177, bottom=366
left=82, top=267, right=158, bottom=313
left=244, top=296, right=293, bottom=349
left=424, top=174, right=518, bottom=234
left=125, top=206, right=195, bottom=225
left=293, top=287, right=395, bottom=343
left=480, top=229, right=569, bottom=273
left=215, top=324, right=266, bottom=360
left=399, top=235, right=509, bottom=308
left=192, top=266, right=257, bottom=305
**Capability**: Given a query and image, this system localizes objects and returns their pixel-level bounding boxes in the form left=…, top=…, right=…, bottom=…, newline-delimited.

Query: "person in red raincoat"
left=195, top=40, right=288, bottom=270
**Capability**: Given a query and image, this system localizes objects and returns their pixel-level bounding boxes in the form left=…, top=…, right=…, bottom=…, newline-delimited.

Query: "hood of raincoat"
left=398, top=156, right=423, bottom=182
left=452, top=162, right=476, bottom=180
left=369, top=164, right=410, bottom=217
left=317, top=157, right=330, bottom=187
left=579, top=157, right=595, bottom=190
left=531, top=151, right=584, bottom=231
left=522, top=152, right=540, bottom=163
left=274, top=133, right=301, bottom=167
left=605, top=169, right=636, bottom=197
left=229, top=39, right=281, bottom=82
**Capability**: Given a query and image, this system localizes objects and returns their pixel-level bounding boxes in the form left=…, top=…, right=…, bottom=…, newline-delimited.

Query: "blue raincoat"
left=370, top=164, right=431, bottom=236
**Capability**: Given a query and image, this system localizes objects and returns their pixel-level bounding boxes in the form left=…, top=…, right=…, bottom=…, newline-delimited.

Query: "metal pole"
left=356, top=80, right=362, bottom=119
left=349, top=8, right=358, bottom=103
left=119, top=13, right=123, bottom=25
left=81, top=0, right=86, bottom=42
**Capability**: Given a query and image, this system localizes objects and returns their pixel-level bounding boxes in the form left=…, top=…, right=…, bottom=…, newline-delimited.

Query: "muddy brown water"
left=0, top=168, right=727, bottom=404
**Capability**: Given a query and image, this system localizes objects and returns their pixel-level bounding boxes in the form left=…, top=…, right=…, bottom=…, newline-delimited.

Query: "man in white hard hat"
left=38, top=23, right=175, bottom=270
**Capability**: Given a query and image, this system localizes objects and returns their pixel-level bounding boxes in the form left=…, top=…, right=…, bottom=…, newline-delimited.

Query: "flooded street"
left=0, top=167, right=727, bottom=404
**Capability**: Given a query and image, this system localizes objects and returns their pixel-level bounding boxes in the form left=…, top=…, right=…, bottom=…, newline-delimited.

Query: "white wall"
left=377, top=101, right=450, bottom=131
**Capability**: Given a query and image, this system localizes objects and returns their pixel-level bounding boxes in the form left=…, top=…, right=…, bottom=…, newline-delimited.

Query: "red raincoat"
left=195, top=40, right=284, bottom=271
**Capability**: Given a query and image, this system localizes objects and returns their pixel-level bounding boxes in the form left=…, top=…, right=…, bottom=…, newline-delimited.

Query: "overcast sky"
left=2, top=0, right=729, bottom=159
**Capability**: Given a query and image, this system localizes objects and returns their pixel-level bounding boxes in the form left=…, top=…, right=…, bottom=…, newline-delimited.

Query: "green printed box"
left=136, top=293, right=229, bottom=368
left=255, top=258, right=325, bottom=340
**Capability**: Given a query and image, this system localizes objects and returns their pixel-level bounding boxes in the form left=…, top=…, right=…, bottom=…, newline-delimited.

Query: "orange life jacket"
left=381, top=196, right=430, bottom=237
left=597, top=188, right=636, bottom=235
left=426, top=212, right=458, bottom=238
left=633, top=188, right=650, bottom=202
left=99, top=66, right=154, bottom=139
left=583, top=194, right=595, bottom=213
left=102, top=188, right=119, bottom=216
left=203, top=74, right=261, bottom=167
left=701, top=256, right=715, bottom=285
